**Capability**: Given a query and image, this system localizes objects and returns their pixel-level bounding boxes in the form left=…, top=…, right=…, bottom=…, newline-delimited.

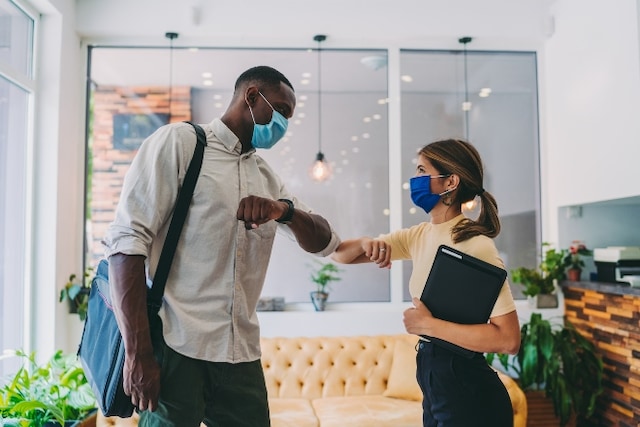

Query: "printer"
left=593, top=246, right=640, bottom=287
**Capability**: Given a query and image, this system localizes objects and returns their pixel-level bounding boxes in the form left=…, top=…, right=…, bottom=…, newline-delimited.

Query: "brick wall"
left=563, top=286, right=640, bottom=427
left=89, top=86, right=191, bottom=265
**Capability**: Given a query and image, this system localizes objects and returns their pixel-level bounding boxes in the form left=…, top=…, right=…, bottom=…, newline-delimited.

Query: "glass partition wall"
left=399, top=50, right=540, bottom=300
left=86, top=46, right=539, bottom=304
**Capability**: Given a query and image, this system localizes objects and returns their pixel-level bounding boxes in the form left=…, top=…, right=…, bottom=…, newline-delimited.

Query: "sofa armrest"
left=496, top=370, right=527, bottom=427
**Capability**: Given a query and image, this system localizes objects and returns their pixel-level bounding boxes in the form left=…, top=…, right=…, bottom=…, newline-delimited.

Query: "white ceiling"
left=76, top=0, right=556, bottom=49
left=79, top=0, right=554, bottom=92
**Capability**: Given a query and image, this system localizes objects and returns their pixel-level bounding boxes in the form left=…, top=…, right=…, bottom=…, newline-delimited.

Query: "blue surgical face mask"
left=410, top=174, right=454, bottom=214
left=247, top=91, right=288, bottom=149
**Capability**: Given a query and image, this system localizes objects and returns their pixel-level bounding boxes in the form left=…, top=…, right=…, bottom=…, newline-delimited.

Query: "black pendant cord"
left=459, top=36, right=472, bottom=141
left=166, top=32, right=179, bottom=118
left=314, top=34, right=326, bottom=155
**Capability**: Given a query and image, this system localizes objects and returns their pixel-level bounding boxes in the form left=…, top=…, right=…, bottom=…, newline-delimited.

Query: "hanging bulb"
left=462, top=101, right=472, bottom=111
left=309, top=152, right=332, bottom=182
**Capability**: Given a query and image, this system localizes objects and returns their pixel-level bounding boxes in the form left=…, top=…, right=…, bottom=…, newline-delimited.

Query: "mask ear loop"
left=245, top=94, right=257, bottom=123
left=440, top=186, right=457, bottom=206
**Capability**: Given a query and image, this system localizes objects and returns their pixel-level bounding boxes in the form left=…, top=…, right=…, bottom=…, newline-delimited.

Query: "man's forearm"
left=109, top=253, right=154, bottom=358
left=287, top=210, right=332, bottom=253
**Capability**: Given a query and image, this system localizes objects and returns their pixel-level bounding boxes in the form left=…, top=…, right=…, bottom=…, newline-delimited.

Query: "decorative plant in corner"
left=59, top=267, right=93, bottom=321
left=309, top=260, right=342, bottom=311
left=486, top=312, right=603, bottom=426
left=0, top=349, right=97, bottom=426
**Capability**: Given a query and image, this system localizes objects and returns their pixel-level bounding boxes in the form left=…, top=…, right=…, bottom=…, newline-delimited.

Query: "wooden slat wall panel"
left=89, top=86, right=191, bottom=263
left=563, top=286, right=640, bottom=426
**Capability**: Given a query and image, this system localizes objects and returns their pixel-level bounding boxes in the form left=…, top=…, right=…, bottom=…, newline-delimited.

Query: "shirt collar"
left=210, top=118, right=252, bottom=154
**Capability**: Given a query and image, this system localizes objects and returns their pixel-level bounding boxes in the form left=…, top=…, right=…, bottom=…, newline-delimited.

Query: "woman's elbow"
left=503, top=339, right=520, bottom=355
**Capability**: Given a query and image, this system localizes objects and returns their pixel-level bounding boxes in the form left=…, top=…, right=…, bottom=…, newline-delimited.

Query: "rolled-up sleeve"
left=103, top=124, right=192, bottom=259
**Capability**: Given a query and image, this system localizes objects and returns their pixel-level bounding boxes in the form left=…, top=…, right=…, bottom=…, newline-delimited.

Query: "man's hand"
left=123, top=351, right=161, bottom=411
left=237, top=195, right=287, bottom=229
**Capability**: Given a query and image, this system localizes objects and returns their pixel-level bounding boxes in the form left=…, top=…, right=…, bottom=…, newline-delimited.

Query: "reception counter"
left=561, top=280, right=640, bottom=426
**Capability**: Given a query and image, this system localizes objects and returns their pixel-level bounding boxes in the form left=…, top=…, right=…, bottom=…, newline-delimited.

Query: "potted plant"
left=563, top=240, right=592, bottom=281
left=309, top=260, right=342, bottom=311
left=511, top=243, right=566, bottom=308
left=0, top=349, right=97, bottom=426
left=486, top=312, right=603, bottom=426
left=59, top=267, right=93, bottom=321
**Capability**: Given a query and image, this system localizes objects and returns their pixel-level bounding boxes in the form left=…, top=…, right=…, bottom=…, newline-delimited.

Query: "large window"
left=86, top=46, right=540, bottom=305
left=0, top=0, right=35, bottom=374
left=399, top=49, right=540, bottom=299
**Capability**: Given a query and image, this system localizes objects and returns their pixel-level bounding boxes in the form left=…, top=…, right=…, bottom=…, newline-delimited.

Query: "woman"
left=332, top=139, right=520, bottom=427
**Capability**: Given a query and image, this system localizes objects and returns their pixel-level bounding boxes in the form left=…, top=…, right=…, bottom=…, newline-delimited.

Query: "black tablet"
left=419, top=245, right=507, bottom=358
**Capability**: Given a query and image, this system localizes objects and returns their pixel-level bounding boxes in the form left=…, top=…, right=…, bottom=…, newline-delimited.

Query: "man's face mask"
left=409, top=174, right=454, bottom=214
left=247, top=91, right=288, bottom=149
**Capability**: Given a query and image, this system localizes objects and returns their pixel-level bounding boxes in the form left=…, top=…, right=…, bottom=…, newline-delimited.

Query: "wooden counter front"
left=561, top=281, right=640, bottom=426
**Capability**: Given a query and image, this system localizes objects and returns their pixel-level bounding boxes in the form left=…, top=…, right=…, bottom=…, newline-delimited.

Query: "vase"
left=310, top=291, right=329, bottom=311
left=536, top=293, right=558, bottom=309
left=567, top=268, right=581, bottom=281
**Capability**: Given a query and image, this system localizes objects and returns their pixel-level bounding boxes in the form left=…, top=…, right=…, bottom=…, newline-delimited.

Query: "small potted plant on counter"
left=511, top=243, right=565, bottom=308
left=309, top=260, right=342, bottom=311
left=563, top=240, right=592, bottom=281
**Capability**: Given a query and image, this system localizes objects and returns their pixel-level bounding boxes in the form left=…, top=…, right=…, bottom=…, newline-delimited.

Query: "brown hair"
left=418, top=139, right=500, bottom=242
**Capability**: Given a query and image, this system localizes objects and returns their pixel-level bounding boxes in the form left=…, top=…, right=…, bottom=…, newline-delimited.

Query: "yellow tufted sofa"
left=94, top=334, right=526, bottom=427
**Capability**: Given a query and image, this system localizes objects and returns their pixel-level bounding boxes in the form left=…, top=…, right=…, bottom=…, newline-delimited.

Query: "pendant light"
left=459, top=36, right=479, bottom=214
left=165, top=31, right=179, bottom=118
left=309, top=34, right=332, bottom=182
left=459, top=36, right=472, bottom=141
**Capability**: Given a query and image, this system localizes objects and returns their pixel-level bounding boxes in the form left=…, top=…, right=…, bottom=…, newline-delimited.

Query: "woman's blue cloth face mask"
left=410, top=174, right=453, bottom=213
left=247, top=91, right=288, bottom=149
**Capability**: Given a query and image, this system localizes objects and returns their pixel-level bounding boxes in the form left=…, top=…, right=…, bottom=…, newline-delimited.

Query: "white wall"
left=543, top=0, right=640, bottom=242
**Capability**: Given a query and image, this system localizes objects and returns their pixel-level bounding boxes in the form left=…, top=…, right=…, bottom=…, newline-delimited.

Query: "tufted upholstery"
left=93, top=334, right=526, bottom=427
left=260, top=334, right=408, bottom=399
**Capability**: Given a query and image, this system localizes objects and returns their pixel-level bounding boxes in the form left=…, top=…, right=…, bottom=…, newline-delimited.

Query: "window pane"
left=400, top=50, right=540, bottom=300
left=0, top=75, right=28, bottom=369
left=0, top=0, right=34, bottom=77
left=87, top=47, right=390, bottom=303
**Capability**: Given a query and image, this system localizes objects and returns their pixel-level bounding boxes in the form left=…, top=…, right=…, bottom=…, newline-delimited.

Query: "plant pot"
left=310, top=291, right=329, bottom=311
left=536, top=293, right=558, bottom=309
left=525, top=390, right=577, bottom=426
left=567, top=268, right=581, bottom=281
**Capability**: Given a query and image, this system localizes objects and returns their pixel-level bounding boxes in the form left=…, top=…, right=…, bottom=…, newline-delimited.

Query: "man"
left=104, top=66, right=341, bottom=427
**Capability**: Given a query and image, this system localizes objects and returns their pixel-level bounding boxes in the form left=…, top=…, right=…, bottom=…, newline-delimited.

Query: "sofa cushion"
left=268, top=398, right=318, bottom=427
left=382, top=338, right=422, bottom=402
left=312, top=395, right=422, bottom=427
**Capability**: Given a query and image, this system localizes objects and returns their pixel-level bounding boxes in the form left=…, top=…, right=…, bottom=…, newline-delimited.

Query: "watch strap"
left=275, top=198, right=294, bottom=224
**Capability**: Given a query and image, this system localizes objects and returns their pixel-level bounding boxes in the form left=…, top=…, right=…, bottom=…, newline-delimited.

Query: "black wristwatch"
left=275, top=198, right=295, bottom=224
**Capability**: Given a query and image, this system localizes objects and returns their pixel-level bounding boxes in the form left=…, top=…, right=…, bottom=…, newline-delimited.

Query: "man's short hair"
left=234, top=66, right=294, bottom=93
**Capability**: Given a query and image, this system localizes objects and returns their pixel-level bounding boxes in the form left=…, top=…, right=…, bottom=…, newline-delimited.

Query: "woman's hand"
left=361, top=238, right=392, bottom=268
left=403, top=297, right=436, bottom=336
left=331, top=237, right=391, bottom=268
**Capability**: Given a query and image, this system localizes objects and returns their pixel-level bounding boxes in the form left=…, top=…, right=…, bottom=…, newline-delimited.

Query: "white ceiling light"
left=360, top=55, right=387, bottom=71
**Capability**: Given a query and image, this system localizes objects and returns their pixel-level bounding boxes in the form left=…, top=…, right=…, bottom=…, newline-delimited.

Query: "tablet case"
left=419, top=244, right=507, bottom=358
